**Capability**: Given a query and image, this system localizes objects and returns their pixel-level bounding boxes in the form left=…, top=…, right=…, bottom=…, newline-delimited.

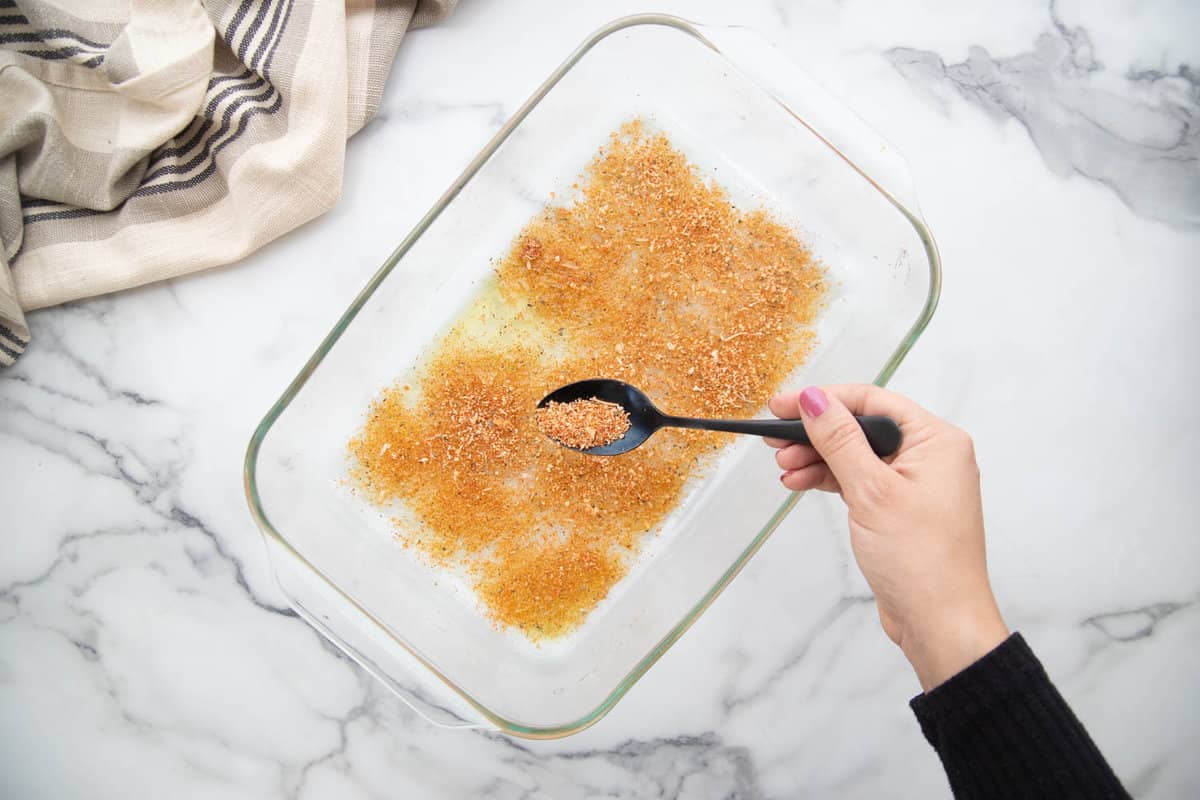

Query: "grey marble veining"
left=887, top=1, right=1200, bottom=228
left=2, top=1, right=1198, bottom=798
left=1085, top=601, right=1192, bottom=642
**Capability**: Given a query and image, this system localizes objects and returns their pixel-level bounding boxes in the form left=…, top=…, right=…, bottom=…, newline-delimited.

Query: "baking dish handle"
left=694, top=23, right=925, bottom=215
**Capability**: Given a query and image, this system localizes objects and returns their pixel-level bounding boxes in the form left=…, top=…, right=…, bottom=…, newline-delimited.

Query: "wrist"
left=901, top=600, right=1009, bottom=692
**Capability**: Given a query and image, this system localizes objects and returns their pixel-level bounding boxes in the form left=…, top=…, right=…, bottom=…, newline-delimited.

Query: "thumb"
left=796, top=386, right=890, bottom=497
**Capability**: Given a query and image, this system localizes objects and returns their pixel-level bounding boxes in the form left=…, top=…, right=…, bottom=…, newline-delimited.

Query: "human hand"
left=767, top=384, right=1009, bottom=691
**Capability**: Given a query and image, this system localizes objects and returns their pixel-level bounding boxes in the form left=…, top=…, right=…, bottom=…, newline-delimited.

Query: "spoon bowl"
left=537, top=379, right=661, bottom=455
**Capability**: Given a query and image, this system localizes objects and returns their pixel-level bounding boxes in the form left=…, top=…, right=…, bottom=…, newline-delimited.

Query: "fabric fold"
left=0, top=0, right=456, bottom=366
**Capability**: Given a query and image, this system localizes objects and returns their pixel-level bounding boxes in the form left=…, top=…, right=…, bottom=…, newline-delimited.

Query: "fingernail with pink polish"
left=798, top=386, right=828, bottom=418
left=780, top=470, right=796, bottom=482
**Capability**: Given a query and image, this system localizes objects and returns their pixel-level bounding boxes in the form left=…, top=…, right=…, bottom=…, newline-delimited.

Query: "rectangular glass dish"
left=244, top=14, right=940, bottom=738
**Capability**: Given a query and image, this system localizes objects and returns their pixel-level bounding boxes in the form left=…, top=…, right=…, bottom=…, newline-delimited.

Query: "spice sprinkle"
left=348, top=119, right=826, bottom=639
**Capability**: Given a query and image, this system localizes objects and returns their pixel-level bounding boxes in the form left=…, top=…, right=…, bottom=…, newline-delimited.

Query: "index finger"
left=770, top=383, right=933, bottom=427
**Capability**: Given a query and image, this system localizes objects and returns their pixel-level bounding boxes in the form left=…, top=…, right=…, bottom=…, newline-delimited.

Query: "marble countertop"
left=3, top=1, right=1198, bottom=797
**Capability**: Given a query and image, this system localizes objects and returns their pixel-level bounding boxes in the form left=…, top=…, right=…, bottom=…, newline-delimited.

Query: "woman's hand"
left=767, top=384, right=1009, bottom=691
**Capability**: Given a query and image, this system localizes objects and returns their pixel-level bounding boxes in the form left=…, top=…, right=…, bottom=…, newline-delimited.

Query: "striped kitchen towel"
left=0, top=0, right=455, bottom=366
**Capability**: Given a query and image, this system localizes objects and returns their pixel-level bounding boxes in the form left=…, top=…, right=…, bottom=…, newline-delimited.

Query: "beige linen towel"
left=0, top=0, right=455, bottom=365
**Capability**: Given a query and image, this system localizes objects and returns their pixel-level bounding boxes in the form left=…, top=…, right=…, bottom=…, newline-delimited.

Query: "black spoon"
left=538, top=379, right=901, bottom=457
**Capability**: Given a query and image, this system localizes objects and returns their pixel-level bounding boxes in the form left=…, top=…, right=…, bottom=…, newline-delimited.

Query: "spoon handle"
left=663, top=415, right=902, bottom=458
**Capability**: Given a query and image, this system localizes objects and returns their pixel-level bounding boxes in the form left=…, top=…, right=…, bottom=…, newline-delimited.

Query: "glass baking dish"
left=244, top=14, right=940, bottom=738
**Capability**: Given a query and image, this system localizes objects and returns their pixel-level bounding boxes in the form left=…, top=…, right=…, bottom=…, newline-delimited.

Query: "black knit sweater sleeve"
left=910, top=633, right=1130, bottom=800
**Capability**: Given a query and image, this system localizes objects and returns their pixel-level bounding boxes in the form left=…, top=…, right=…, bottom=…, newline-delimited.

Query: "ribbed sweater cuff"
left=909, top=633, right=1130, bottom=800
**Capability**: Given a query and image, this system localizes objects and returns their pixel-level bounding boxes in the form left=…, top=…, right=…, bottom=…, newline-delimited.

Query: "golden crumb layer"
left=348, top=119, right=825, bottom=639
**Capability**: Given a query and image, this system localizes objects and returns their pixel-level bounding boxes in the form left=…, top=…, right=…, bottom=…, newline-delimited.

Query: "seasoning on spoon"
left=535, top=397, right=631, bottom=450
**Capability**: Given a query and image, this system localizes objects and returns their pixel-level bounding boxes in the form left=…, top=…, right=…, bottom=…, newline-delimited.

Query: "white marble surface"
left=3, top=0, right=1199, bottom=797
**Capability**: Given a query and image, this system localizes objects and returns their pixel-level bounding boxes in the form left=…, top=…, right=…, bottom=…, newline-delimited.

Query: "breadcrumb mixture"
left=349, top=120, right=825, bottom=639
left=536, top=398, right=631, bottom=450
